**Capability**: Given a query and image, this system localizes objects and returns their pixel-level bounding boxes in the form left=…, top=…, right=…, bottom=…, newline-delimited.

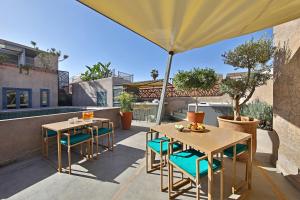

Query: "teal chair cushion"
left=46, top=130, right=57, bottom=137
left=93, top=127, right=112, bottom=136
left=147, top=137, right=182, bottom=155
left=61, top=133, right=92, bottom=146
left=170, top=149, right=222, bottom=178
left=224, top=144, right=248, bottom=158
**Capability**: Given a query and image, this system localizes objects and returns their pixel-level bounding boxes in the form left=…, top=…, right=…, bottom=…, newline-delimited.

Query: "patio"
left=0, top=121, right=299, bottom=200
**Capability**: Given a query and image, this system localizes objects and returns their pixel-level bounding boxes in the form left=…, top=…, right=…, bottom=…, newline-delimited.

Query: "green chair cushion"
left=170, top=149, right=222, bottom=178
left=224, top=144, right=248, bottom=158
left=46, top=130, right=57, bottom=137
left=147, top=137, right=182, bottom=155
left=61, top=133, right=92, bottom=146
left=93, top=127, right=112, bottom=136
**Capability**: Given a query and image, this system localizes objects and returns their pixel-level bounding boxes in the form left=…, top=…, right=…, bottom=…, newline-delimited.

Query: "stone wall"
left=0, top=64, right=58, bottom=109
left=0, top=107, right=120, bottom=166
left=273, top=19, right=300, bottom=176
left=248, top=79, right=273, bottom=105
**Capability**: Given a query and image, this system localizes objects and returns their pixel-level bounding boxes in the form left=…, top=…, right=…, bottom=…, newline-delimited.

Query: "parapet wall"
left=0, top=107, right=120, bottom=166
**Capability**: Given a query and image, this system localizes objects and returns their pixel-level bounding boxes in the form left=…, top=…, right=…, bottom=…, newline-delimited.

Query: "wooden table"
left=42, top=118, right=110, bottom=172
left=150, top=121, right=252, bottom=200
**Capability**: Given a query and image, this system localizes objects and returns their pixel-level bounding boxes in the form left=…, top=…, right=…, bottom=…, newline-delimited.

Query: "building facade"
left=0, top=39, right=58, bottom=110
left=72, top=76, right=131, bottom=107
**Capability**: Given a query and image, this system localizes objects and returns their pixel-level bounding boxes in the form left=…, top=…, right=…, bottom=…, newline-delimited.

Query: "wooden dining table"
left=42, top=117, right=110, bottom=172
left=150, top=121, right=252, bottom=200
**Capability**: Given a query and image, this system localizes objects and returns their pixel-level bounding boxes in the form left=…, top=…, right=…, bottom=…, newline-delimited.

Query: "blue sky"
left=0, top=0, right=272, bottom=81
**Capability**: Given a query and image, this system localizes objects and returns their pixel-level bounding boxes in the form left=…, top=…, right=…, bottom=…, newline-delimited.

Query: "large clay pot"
left=120, top=112, right=133, bottom=130
left=187, top=112, right=205, bottom=123
left=217, top=116, right=259, bottom=161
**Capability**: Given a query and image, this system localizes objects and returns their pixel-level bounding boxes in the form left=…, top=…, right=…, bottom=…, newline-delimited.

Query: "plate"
left=188, top=128, right=206, bottom=132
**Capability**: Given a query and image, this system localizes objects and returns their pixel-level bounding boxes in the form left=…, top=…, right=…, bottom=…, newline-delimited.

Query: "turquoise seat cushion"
left=46, top=130, right=57, bottom=137
left=170, top=149, right=222, bottom=178
left=224, top=144, right=248, bottom=158
left=60, top=133, right=92, bottom=146
left=93, top=128, right=112, bottom=136
left=147, top=137, right=182, bottom=155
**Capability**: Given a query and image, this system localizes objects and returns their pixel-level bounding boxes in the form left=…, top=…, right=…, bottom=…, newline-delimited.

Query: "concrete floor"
left=0, top=121, right=299, bottom=200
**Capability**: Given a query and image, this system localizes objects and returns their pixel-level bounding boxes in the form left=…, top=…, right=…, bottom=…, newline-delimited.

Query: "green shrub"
left=241, top=99, right=273, bottom=130
left=117, top=92, right=134, bottom=112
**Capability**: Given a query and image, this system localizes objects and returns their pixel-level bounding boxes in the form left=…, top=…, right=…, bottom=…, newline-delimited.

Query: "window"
left=19, top=90, right=30, bottom=108
left=96, top=91, right=107, bottom=107
left=2, top=88, right=32, bottom=109
left=6, top=89, right=17, bottom=109
left=40, top=89, right=50, bottom=107
left=113, top=86, right=123, bottom=107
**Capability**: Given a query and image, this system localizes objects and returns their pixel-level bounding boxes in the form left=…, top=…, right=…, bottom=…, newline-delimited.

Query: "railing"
left=112, top=69, right=133, bottom=82
left=25, top=57, right=34, bottom=66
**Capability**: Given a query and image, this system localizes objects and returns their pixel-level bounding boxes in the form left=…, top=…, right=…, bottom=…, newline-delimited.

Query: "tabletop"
left=42, top=118, right=110, bottom=132
left=150, top=121, right=251, bottom=154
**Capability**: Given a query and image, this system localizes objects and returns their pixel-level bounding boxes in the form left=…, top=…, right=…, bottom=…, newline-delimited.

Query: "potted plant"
left=218, top=37, right=275, bottom=159
left=173, top=68, right=218, bottom=123
left=118, top=92, right=134, bottom=130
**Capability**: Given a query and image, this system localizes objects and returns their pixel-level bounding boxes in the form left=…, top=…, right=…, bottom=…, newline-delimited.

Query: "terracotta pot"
left=217, top=116, right=259, bottom=161
left=187, top=112, right=205, bottom=123
left=120, top=112, right=133, bottom=130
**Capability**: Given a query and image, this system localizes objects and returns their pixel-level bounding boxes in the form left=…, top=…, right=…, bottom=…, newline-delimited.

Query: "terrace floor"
left=0, top=121, right=299, bottom=200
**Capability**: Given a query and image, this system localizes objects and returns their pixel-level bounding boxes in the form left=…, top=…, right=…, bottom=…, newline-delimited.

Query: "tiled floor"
left=0, top=121, right=299, bottom=200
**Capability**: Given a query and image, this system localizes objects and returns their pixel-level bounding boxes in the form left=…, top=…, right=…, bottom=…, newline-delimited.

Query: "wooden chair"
left=88, top=121, right=114, bottom=158
left=224, top=143, right=249, bottom=194
left=168, top=143, right=224, bottom=200
left=60, top=129, right=93, bottom=174
left=146, top=131, right=182, bottom=191
left=42, top=129, right=57, bottom=158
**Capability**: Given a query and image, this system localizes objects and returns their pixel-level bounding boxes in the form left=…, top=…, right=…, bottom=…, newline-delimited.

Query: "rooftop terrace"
left=0, top=121, right=299, bottom=200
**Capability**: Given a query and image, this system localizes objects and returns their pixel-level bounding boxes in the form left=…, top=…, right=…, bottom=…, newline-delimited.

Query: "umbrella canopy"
left=79, top=0, right=300, bottom=54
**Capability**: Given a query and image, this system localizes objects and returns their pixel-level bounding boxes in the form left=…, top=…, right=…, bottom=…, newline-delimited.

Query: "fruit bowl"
left=186, top=123, right=206, bottom=132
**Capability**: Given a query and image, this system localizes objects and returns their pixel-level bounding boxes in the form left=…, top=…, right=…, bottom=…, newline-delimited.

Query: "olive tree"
left=220, top=37, right=275, bottom=121
left=173, top=68, right=218, bottom=112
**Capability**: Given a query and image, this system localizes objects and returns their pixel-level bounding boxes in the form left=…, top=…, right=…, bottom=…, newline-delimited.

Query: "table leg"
left=57, top=131, right=62, bottom=172
left=247, top=137, right=253, bottom=189
left=41, top=127, right=45, bottom=157
left=208, top=153, right=213, bottom=200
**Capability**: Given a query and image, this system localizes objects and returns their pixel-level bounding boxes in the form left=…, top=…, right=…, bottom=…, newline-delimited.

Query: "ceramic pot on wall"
left=120, top=112, right=133, bottom=130
left=187, top=111, right=205, bottom=123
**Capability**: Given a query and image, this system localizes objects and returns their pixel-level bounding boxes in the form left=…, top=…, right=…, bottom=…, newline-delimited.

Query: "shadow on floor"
left=0, top=123, right=148, bottom=199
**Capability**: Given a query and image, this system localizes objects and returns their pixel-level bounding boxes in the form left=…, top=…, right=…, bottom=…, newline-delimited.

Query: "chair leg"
left=160, top=153, right=164, bottom=191
left=168, top=162, right=173, bottom=198
left=88, top=141, right=91, bottom=160
left=68, top=146, right=71, bottom=174
left=90, top=140, right=93, bottom=159
left=80, top=144, right=83, bottom=158
left=111, top=131, right=114, bottom=151
left=146, top=145, right=149, bottom=173
left=107, top=134, right=111, bottom=151
left=232, top=145, right=237, bottom=194
left=45, top=138, right=48, bottom=158
left=245, top=157, right=249, bottom=182
left=96, top=136, right=99, bottom=159
left=220, top=153, right=224, bottom=200
left=196, top=177, right=200, bottom=200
